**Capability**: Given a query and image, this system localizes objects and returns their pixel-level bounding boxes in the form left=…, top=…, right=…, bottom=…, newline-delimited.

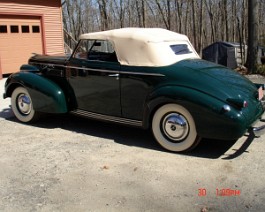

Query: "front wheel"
left=152, top=104, right=201, bottom=152
left=11, top=87, right=40, bottom=123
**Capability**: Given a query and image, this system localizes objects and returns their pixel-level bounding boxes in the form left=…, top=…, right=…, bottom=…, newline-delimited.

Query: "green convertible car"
left=3, top=28, right=265, bottom=152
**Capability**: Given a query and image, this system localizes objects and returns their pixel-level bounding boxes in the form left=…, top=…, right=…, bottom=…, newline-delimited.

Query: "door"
left=0, top=15, right=42, bottom=74
left=68, top=39, right=121, bottom=117
left=227, top=47, right=237, bottom=69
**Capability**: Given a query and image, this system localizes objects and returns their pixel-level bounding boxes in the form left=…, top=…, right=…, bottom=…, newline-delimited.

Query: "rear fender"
left=144, top=86, right=225, bottom=123
left=5, top=72, right=67, bottom=113
left=143, top=86, right=246, bottom=140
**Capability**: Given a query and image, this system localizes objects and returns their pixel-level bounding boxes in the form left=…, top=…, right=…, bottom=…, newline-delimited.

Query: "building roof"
left=79, top=28, right=199, bottom=67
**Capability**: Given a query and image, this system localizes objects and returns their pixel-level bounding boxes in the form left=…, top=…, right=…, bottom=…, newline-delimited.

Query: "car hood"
left=172, top=59, right=258, bottom=102
left=29, top=54, right=69, bottom=66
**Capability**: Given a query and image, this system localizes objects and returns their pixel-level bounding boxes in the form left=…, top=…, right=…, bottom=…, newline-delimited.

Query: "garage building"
left=0, top=0, right=64, bottom=79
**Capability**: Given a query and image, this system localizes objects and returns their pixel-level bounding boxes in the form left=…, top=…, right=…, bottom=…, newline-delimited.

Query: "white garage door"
left=0, top=15, right=43, bottom=75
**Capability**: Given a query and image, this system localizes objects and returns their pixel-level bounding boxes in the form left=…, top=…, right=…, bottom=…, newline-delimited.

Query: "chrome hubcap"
left=162, top=113, right=189, bottom=141
left=17, top=94, right=32, bottom=115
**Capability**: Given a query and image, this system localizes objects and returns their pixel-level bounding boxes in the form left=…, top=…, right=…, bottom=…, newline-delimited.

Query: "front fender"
left=20, top=64, right=40, bottom=73
left=5, top=72, right=67, bottom=113
left=143, top=86, right=247, bottom=140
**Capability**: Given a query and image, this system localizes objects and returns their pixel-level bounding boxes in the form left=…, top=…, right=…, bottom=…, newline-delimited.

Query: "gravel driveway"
left=1, top=77, right=265, bottom=212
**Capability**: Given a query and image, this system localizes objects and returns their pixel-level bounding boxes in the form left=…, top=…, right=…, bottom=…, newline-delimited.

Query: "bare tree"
left=61, top=0, right=265, bottom=69
left=97, top=0, right=109, bottom=30
left=174, top=0, right=183, bottom=33
left=204, top=0, right=215, bottom=43
left=155, top=0, right=171, bottom=30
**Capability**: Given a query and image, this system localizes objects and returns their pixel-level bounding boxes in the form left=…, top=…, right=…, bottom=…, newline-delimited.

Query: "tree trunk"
left=224, top=0, right=228, bottom=41
left=191, top=0, right=197, bottom=51
left=246, top=0, right=258, bottom=73
left=198, top=0, right=204, bottom=55
left=175, top=0, right=183, bottom=33
left=141, top=0, right=146, bottom=27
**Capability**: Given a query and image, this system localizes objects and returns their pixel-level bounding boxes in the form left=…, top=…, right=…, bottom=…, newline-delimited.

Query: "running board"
left=71, top=110, right=143, bottom=127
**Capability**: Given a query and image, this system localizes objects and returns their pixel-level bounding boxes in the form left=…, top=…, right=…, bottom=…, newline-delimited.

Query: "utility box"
left=202, top=42, right=247, bottom=69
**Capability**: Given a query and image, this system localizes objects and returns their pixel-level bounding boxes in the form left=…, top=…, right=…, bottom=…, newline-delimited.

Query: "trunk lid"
left=175, top=59, right=263, bottom=125
left=178, top=59, right=258, bottom=100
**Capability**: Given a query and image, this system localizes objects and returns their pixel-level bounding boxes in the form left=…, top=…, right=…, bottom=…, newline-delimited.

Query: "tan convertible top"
left=79, top=28, right=200, bottom=67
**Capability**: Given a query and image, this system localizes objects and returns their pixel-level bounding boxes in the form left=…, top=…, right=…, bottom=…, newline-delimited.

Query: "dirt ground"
left=1, top=77, right=265, bottom=212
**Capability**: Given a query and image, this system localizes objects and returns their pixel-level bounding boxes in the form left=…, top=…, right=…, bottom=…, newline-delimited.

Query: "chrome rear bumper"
left=252, top=125, right=265, bottom=137
left=249, top=115, right=265, bottom=137
left=249, top=86, right=265, bottom=137
left=262, top=99, right=265, bottom=110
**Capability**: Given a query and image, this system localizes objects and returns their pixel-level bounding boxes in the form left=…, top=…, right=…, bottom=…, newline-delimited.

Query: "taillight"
left=227, top=98, right=248, bottom=109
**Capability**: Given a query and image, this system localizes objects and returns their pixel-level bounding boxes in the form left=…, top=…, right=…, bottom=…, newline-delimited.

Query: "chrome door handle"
left=108, top=73, right=119, bottom=80
left=108, top=74, right=119, bottom=77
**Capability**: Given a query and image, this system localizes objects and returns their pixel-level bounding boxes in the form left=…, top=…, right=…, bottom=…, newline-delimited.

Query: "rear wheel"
left=152, top=104, right=201, bottom=152
left=11, top=87, right=40, bottom=123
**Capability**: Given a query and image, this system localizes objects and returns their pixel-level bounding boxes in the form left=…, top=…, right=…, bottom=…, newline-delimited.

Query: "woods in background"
left=62, top=0, right=265, bottom=72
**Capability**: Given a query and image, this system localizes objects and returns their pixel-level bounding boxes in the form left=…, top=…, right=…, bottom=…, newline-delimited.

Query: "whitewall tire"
left=11, top=87, right=40, bottom=123
left=152, top=104, right=201, bottom=152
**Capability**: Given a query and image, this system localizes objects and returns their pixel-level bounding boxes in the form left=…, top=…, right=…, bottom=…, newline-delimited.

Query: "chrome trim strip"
left=120, top=71, right=164, bottom=77
left=30, top=62, right=65, bottom=68
left=71, top=110, right=143, bottom=127
left=30, top=62, right=165, bottom=77
left=68, top=66, right=118, bottom=74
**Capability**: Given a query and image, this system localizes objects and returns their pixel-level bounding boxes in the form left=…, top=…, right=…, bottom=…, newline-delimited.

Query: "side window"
left=73, top=40, right=117, bottom=62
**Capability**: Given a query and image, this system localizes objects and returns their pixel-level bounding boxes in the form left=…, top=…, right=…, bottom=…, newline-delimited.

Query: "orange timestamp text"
left=198, top=188, right=241, bottom=197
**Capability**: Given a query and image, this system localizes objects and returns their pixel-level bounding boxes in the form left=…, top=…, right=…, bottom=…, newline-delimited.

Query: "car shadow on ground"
left=1, top=108, right=255, bottom=159
left=0, top=107, right=14, bottom=119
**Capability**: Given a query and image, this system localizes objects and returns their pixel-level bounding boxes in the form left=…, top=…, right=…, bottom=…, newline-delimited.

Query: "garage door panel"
left=0, top=15, right=43, bottom=74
